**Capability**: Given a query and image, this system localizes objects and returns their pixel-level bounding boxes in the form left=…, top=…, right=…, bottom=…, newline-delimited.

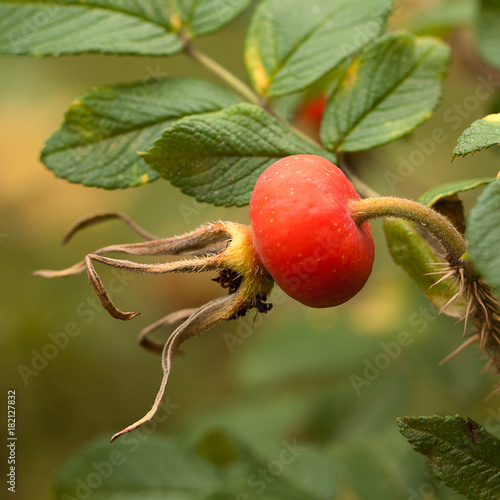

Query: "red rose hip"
left=250, top=155, right=375, bottom=308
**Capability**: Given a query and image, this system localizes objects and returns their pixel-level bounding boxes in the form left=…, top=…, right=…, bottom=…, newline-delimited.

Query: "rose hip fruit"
left=250, top=155, right=375, bottom=308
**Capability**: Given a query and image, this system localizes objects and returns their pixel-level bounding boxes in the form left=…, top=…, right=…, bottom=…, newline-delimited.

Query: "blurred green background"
left=2, top=1, right=500, bottom=498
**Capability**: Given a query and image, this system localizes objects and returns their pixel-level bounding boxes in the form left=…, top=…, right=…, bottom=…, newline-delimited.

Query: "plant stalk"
left=350, top=196, right=467, bottom=263
left=183, top=40, right=261, bottom=106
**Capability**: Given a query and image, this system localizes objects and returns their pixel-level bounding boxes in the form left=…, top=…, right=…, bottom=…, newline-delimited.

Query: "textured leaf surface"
left=453, top=114, right=500, bottom=157
left=398, top=415, right=500, bottom=499
left=143, top=103, right=333, bottom=206
left=467, top=179, right=500, bottom=292
left=0, top=0, right=251, bottom=56
left=417, top=178, right=494, bottom=207
left=321, top=32, right=450, bottom=152
left=173, top=0, right=252, bottom=37
left=41, top=78, right=240, bottom=189
left=244, top=0, right=392, bottom=97
left=476, top=0, right=500, bottom=69
left=383, top=219, right=466, bottom=317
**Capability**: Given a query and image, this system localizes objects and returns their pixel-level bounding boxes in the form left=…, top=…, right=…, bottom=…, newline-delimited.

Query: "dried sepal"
left=138, top=308, right=197, bottom=354
left=34, top=215, right=274, bottom=441
left=62, top=211, right=159, bottom=244
left=110, top=293, right=247, bottom=443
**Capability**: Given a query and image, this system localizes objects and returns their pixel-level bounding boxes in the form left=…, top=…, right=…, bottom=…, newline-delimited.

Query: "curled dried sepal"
left=34, top=213, right=274, bottom=441
left=61, top=211, right=159, bottom=244
left=110, top=294, right=245, bottom=442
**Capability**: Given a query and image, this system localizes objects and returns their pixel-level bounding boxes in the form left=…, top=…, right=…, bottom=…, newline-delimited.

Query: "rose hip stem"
left=349, top=197, right=467, bottom=264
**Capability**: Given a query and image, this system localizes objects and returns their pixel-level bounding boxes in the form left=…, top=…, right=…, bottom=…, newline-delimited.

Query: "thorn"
left=439, top=334, right=479, bottom=365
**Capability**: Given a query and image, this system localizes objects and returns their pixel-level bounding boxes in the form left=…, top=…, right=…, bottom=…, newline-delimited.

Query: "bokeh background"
left=2, top=1, right=500, bottom=498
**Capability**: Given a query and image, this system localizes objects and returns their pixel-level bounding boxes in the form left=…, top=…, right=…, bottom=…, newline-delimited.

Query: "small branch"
left=183, top=39, right=261, bottom=105
left=350, top=196, right=467, bottom=264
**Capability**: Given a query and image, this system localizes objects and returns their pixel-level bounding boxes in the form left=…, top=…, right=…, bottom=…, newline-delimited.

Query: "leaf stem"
left=350, top=196, right=467, bottom=263
left=183, top=39, right=261, bottom=106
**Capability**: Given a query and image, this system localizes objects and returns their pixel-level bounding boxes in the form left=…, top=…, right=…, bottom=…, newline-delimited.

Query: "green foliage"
left=409, top=0, right=476, bottom=36
left=383, top=219, right=466, bottom=317
left=417, top=178, right=494, bottom=207
left=53, top=432, right=340, bottom=499
left=143, top=103, right=332, bottom=206
left=321, top=32, right=450, bottom=152
left=399, top=415, right=500, bottom=499
left=173, top=0, right=253, bottom=37
left=0, top=0, right=452, bottom=195
left=453, top=113, right=500, bottom=158
left=476, top=0, right=500, bottom=69
left=40, top=77, right=240, bottom=189
left=467, top=179, right=500, bottom=292
left=0, top=0, right=251, bottom=56
left=3, top=0, right=500, bottom=498
left=244, top=0, right=392, bottom=97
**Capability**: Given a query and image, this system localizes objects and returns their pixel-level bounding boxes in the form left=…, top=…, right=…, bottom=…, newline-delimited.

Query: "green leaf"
left=143, top=102, right=333, bottom=206
left=383, top=218, right=466, bottom=317
left=0, top=0, right=251, bottom=56
left=53, top=432, right=340, bottom=500
left=453, top=113, right=500, bottom=157
left=173, top=0, right=253, bottom=37
left=321, top=32, right=450, bottom=152
left=334, top=432, right=430, bottom=500
left=40, top=77, right=240, bottom=189
left=476, top=0, right=500, bottom=69
left=467, top=179, right=500, bottom=292
left=53, top=435, right=225, bottom=499
left=417, top=178, right=494, bottom=207
left=244, top=0, right=392, bottom=97
left=398, top=415, right=500, bottom=499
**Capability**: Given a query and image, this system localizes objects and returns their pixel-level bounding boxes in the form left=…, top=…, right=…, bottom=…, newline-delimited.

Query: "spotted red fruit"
left=250, top=155, right=375, bottom=308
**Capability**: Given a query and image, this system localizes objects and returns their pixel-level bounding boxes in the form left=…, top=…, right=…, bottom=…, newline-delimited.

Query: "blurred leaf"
left=244, top=0, right=392, bottom=97
left=467, top=179, right=500, bottom=292
left=0, top=0, right=251, bottom=56
left=53, top=435, right=225, bottom=499
left=383, top=219, right=466, bottom=317
left=276, top=445, right=340, bottom=499
left=410, top=0, right=475, bottom=36
left=417, top=178, right=494, bottom=207
left=41, top=77, right=240, bottom=189
left=334, top=432, right=430, bottom=500
left=453, top=113, right=500, bottom=158
left=234, top=311, right=383, bottom=387
left=321, top=32, right=450, bottom=152
left=196, top=430, right=240, bottom=466
left=53, top=432, right=340, bottom=499
left=174, top=0, right=253, bottom=37
left=398, top=415, right=500, bottom=499
left=476, top=0, right=500, bottom=69
left=143, top=102, right=332, bottom=206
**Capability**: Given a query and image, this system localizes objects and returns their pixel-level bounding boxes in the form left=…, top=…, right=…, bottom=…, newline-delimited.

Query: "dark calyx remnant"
left=213, top=269, right=273, bottom=319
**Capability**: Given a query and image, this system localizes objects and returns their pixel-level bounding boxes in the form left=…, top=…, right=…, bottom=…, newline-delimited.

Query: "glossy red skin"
left=250, top=155, right=374, bottom=308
